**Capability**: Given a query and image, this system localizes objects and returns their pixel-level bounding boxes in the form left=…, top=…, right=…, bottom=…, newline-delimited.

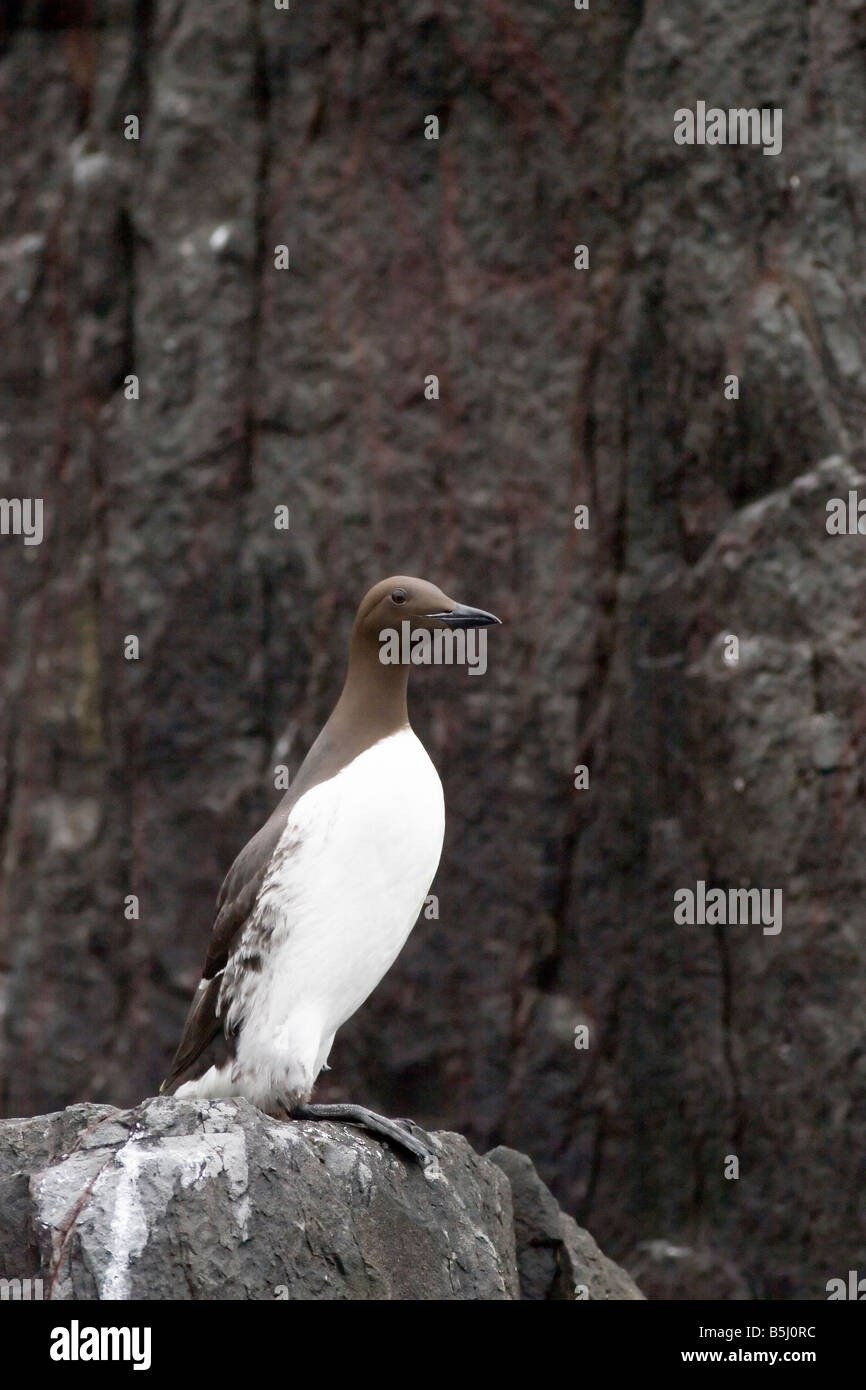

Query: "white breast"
left=226, top=727, right=445, bottom=1107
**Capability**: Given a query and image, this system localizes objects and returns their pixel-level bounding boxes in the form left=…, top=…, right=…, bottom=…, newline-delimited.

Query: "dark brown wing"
left=159, top=810, right=289, bottom=1094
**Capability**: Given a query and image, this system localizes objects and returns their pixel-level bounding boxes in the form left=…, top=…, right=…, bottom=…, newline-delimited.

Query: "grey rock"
left=1, top=1098, right=518, bottom=1300
left=0, top=1098, right=631, bottom=1300
left=488, top=1146, right=643, bottom=1300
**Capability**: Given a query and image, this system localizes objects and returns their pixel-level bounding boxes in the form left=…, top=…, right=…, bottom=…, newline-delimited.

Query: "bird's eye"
left=391, top=588, right=408, bottom=604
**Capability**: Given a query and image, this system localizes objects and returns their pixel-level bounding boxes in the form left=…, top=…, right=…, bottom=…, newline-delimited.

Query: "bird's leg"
left=290, top=1102, right=440, bottom=1174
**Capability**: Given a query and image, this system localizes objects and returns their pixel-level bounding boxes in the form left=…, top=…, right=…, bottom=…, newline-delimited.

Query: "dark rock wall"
left=1, top=1, right=864, bottom=1298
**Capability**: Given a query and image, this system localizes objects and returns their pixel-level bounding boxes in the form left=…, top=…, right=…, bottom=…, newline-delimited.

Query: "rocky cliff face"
left=1, top=0, right=864, bottom=1300
left=0, top=1098, right=642, bottom=1300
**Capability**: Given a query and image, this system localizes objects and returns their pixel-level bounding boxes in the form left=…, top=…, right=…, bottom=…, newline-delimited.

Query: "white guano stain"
left=97, top=1131, right=251, bottom=1299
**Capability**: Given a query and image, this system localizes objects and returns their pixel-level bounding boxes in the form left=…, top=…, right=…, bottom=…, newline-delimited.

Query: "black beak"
left=426, top=603, right=502, bottom=629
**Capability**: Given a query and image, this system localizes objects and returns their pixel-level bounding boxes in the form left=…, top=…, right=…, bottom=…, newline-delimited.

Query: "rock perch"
left=0, top=1097, right=642, bottom=1300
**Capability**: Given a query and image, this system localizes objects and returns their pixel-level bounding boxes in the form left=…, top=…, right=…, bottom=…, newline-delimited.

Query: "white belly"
left=211, top=728, right=444, bottom=1108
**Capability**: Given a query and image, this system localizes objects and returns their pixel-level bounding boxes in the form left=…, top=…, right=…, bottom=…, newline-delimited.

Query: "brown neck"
left=287, top=626, right=410, bottom=804
left=329, top=626, right=410, bottom=747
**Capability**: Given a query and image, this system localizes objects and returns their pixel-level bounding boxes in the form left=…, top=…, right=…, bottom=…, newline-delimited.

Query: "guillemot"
left=160, top=576, right=500, bottom=1167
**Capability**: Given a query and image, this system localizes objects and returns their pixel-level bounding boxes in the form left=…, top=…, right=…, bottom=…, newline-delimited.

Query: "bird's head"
left=354, top=575, right=501, bottom=642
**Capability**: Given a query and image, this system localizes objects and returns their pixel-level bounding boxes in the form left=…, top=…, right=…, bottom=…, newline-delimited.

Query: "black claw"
left=290, top=1102, right=439, bottom=1172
